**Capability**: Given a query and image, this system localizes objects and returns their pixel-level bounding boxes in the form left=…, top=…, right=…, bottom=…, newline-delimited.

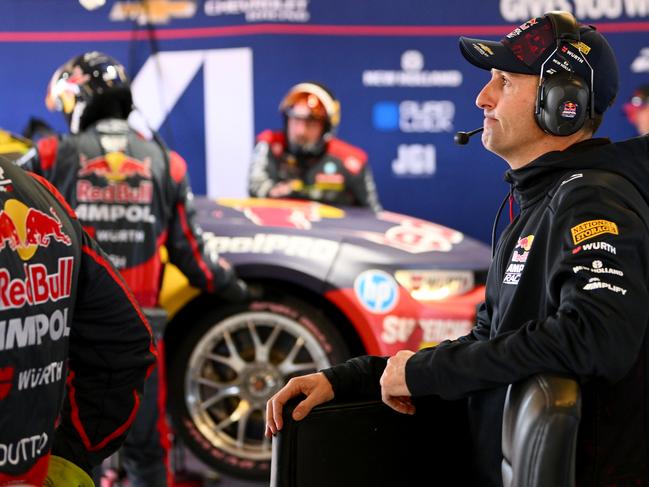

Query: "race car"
left=159, top=197, right=492, bottom=480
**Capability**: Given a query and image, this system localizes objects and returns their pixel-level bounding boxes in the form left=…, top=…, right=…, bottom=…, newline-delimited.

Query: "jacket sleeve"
left=248, top=140, right=281, bottom=198
left=349, top=163, right=382, bottom=212
left=321, top=355, right=388, bottom=400
left=52, top=227, right=156, bottom=473
left=165, top=151, right=237, bottom=293
left=405, top=181, right=649, bottom=400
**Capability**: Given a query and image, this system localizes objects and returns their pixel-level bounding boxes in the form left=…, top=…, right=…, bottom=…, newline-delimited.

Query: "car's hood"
left=194, top=197, right=491, bottom=270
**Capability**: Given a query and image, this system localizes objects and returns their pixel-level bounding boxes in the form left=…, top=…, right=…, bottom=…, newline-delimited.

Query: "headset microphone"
left=454, top=127, right=484, bottom=145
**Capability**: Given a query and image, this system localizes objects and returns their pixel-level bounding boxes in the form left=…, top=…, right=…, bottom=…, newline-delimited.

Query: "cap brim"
left=459, top=37, right=535, bottom=75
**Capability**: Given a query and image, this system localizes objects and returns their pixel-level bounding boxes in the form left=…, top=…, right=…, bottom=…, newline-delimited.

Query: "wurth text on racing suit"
left=0, top=158, right=155, bottom=484
left=323, top=137, right=649, bottom=486
left=249, top=130, right=382, bottom=212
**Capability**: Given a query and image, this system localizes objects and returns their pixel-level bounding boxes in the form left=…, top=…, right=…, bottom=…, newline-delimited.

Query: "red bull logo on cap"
left=0, top=199, right=71, bottom=261
left=78, top=152, right=152, bottom=183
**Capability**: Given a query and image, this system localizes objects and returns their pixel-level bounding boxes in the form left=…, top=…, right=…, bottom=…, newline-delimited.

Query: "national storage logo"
left=362, top=50, right=463, bottom=88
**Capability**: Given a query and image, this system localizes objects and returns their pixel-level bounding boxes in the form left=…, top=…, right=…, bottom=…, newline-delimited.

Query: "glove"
left=220, top=278, right=249, bottom=303
left=43, top=455, right=94, bottom=487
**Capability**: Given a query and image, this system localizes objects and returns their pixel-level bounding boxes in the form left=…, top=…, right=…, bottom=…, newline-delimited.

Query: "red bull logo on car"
left=358, top=212, right=464, bottom=253
left=218, top=198, right=345, bottom=229
left=0, top=199, right=71, bottom=261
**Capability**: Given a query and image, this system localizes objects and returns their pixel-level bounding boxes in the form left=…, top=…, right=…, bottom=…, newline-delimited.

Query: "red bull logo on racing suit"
left=0, top=199, right=71, bottom=261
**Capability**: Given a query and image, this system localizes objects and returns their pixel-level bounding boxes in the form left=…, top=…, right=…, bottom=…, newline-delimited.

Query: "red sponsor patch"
left=0, top=366, right=14, bottom=400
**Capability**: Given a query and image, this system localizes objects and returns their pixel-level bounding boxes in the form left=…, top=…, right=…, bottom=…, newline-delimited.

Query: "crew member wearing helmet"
left=624, top=84, right=649, bottom=135
left=18, top=51, right=247, bottom=487
left=248, top=82, right=382, bottom=211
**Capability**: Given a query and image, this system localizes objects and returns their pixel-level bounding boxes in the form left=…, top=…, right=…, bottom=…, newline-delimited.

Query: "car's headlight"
left=394, top=270, right=475, bottom=301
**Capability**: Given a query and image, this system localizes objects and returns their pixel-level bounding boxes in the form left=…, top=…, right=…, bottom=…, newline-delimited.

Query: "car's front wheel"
left=167, top=294, right=350, bottom=480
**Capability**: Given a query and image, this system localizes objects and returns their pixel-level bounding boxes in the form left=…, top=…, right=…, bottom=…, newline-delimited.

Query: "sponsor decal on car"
left=381, top=315, right=472, bottom=345
left=203, top=232, right=339, bottom=261
left=571, top=219, right=618, bottom=245
left=218, top=198, right=344, bottom=230
left=358, top=213, right=462, bottom=253
left=354, top=270, right=399, bottom=314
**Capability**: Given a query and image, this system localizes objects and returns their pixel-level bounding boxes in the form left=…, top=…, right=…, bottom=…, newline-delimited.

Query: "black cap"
left=459, top=13, right=619, bottom=114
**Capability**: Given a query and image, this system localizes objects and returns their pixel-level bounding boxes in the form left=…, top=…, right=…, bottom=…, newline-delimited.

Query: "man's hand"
left=380, top=350, right=416, bottom=415
left=265, top=372, right=334, bottom=438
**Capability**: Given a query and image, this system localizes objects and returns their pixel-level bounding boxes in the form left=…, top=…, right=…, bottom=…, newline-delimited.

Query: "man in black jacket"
left=0, top=156, right=155, bottom=485
left=266, top=11, right=649, bottom=486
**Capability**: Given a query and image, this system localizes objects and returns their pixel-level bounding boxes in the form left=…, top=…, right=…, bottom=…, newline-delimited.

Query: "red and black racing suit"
left=0, top=157, right=155, bottom=485
left=19, top=118, right=243, bottom=486
left=248, top=130, right=382, bottom=212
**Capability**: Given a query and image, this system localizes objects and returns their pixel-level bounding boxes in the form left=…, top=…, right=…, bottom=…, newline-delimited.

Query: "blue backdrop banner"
left=1, top=0, right=648, bottom=243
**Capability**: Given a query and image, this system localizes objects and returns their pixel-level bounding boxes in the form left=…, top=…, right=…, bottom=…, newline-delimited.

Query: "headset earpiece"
left=535, top=72, right=590, bottom=136
left=534, top=11, right=593, bottom=136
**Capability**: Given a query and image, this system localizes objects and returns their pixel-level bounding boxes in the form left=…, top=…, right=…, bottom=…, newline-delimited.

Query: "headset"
left=534, top=11, right=595, bottom=136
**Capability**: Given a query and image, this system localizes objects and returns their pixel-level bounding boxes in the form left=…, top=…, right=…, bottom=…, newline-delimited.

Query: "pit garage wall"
left=1, top=0, right=647, bottom=244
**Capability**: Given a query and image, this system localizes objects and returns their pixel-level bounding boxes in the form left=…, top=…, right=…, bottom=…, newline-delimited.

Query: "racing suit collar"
left=505, top=138, right=611, bottom=208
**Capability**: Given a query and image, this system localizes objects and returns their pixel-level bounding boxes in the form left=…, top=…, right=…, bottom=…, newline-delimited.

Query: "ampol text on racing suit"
left=0, top=158, right=155, bottom=484
left=324, top=137, right=649, bottom=486
left=249, top=130, right=382, bottom=212
left=19, top=117, right=241, bottom=485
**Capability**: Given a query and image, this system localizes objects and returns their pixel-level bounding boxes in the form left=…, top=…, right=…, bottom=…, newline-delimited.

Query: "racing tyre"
left=168, top=295, right=350, bottom=480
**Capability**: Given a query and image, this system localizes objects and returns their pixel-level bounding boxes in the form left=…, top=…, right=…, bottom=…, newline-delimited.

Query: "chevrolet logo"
left=110, top=0, right=197, bottom=25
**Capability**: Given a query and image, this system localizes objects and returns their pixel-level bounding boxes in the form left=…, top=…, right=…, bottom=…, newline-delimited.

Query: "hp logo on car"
left=354, top=270, right=399, bottom=314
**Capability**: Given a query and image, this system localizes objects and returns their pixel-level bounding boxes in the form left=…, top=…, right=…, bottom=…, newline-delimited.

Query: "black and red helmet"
left=46, top=51, right=132, bottom=133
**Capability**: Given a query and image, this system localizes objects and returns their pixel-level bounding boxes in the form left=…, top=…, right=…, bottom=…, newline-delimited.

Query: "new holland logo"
left=110, top=0, right=196, bottom=25
left=571, top=219, right=618, bottom=245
